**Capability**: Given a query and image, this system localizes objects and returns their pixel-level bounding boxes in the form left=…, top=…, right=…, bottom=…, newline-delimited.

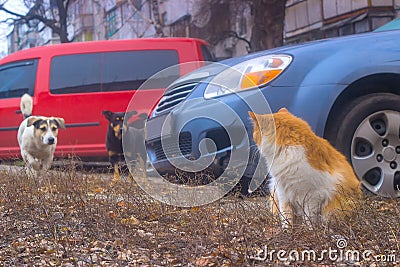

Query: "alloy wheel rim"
left=351, top=110, right=400, bottom=197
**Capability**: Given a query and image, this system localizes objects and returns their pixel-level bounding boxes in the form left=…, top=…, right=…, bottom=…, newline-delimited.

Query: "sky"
left=0, top=0, right=27, bottom=57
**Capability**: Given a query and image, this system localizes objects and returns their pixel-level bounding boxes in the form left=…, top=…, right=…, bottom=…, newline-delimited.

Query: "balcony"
left=74, top=14, right=94, bottom=33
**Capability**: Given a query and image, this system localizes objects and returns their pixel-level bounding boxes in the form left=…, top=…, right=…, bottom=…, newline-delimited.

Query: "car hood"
left=167, top=29, right=400, bottom=90
left=221, top=29, right=399, bottom=63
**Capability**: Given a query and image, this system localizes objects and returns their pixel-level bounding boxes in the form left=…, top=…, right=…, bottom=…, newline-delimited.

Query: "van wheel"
left=330, top=93, right=400, bottom=198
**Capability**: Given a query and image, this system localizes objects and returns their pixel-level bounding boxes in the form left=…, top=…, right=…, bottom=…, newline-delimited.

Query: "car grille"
left=155, top=83, right=197, bottom=114
left=154, top=132, right=192, bottom=161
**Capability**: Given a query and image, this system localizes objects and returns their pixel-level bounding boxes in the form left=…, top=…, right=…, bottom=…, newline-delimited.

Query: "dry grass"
left=0, top=163, right=399, bottom=266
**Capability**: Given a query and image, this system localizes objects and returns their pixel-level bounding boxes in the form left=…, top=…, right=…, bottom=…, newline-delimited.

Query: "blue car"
left=145, top=20, right=400, bottom=198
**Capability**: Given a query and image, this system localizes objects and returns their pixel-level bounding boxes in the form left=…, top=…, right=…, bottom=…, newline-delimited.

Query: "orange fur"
left=249, top=108, right=361, bottom=226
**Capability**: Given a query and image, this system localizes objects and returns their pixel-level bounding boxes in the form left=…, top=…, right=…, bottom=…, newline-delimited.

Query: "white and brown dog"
left=17, top=94, right=66, bottom=172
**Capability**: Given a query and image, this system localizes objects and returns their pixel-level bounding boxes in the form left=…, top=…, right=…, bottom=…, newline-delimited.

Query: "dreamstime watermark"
left=249, top=238, right=397, bottom=263
left=123, top=61, right=273, bottom=207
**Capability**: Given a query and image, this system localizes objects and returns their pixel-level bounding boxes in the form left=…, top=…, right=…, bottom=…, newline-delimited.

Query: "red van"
left=0, top=38, right=212, bottom=161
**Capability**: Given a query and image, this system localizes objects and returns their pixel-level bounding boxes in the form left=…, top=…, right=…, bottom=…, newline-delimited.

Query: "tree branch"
left=0, top=4, right=26, bottom=19
left=226, top=30, right=252, bottom=51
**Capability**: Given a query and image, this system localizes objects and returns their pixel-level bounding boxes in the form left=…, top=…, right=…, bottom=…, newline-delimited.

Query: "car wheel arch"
left=324, top=73, right=400, bottom=144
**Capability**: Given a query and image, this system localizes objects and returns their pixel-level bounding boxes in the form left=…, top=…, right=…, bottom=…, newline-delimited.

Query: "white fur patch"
left=261, top=142, right=338, bottom=223
left=18, top=118, right=57, bottom=172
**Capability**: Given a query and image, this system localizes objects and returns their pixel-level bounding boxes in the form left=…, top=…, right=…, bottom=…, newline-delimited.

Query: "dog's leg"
left=113, top=163, right=120, bottom=181
left=125, top=153, right=148, bottom=181
left=22, top=152, right=40, bottom=172
left=124, top=151, right=135, bottom=181
left=137, top=156, right=147, bottom=179
left=109, top=151, right=120, bottom=183
left=124, top=154, right=135, bottom=182
left=42, top=156, right=54, bottom=171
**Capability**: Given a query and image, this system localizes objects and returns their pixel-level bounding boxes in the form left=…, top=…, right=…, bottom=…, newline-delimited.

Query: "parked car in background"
left=145, top=19, right=400, bottom=197
left=0, top=38, right=213, bottom=161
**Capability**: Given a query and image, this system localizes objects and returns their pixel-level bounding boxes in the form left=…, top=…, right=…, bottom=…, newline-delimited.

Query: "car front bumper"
left=145, top=82, right=346, bottom=181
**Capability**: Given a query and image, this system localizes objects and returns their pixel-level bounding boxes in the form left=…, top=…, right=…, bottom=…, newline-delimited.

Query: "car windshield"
left=374, top=17, right=400, bottom=32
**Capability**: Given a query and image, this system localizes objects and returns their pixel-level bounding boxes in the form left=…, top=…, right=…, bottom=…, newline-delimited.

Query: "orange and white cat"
left=249, top=108, right=361, bottom=227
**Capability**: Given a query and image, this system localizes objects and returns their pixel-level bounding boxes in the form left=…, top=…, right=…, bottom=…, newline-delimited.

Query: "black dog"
left=102, top=110, right=137, bottom=181
left=123, top=112, right=148, bottom=173
left=102, top=110, right=148, bottom=181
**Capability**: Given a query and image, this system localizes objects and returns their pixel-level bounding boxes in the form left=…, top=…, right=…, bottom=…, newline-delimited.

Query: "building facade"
left=5, top=0, right=400, bottom=57
left=285, top=0, right=400, bottom=44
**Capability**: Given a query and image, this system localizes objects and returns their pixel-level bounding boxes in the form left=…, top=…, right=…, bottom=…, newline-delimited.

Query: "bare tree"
left=126, top=0, right=164, bottom=38
left=149, top=0, right=165, bottom=37
left=188, top=0, right=287, bottom=53
left=0, top=0, right=71, bottom=43
left=250, top=0, right=287, bottom=52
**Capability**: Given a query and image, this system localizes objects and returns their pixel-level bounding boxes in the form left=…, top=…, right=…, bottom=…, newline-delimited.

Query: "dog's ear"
left=27, top=116, right=43, bottom=128
left=138, top=113, right=148, bottom=120
left=102, top=110, right=114, bottom=121
left=129, top=114, right=147, bottom=129
left=125, top=110, right=138, bottom=120
left=54, top=117, right=66, bottom=130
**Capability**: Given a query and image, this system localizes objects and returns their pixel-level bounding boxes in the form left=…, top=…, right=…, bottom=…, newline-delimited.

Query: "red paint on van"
left=0, top=38, right=212, bottom=160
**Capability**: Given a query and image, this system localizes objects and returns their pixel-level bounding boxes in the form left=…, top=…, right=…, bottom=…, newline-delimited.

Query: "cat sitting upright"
left=249, top=108, right=361, bottom=227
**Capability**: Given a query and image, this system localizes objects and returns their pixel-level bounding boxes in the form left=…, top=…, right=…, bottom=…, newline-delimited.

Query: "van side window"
left=0, top=60, right=38, bottom=99
left=102, top=50, right=179, bottom=91
left=50, top=53, right=102, bottom=94
left=200, top=45, right=215, bottom=62
left=50, top=50, right=180, bottom=94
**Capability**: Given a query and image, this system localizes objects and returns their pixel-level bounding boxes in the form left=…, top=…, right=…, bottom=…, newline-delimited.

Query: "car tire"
left=329, top=93, right=400, bottom=198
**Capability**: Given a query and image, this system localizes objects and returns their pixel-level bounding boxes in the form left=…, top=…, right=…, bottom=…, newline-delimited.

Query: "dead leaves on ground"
left=0, top=169, right=399, bottom=266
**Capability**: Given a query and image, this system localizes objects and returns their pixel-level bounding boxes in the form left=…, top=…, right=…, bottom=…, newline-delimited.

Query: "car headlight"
left=204, top=54, right=292, bottom=99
